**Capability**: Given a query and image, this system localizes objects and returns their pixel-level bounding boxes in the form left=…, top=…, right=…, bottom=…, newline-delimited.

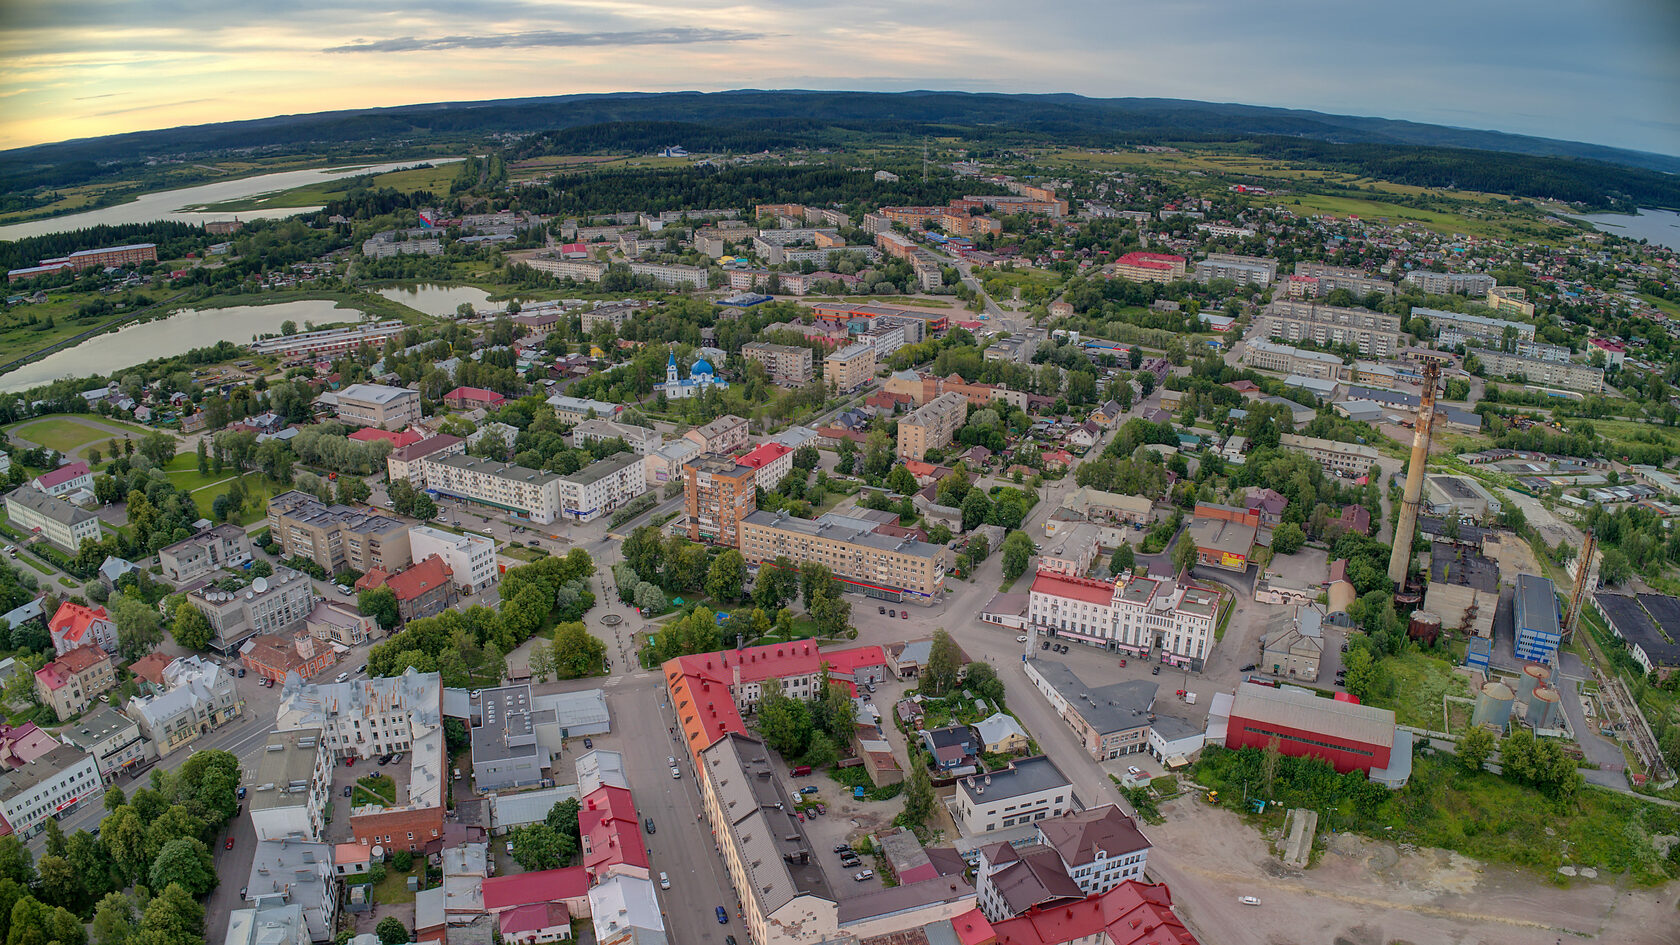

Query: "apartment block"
left=547, top=394, right=623, bottom=425
left=739, top=511, right=949, bottom=603
left=627, top=261, right=708, bottom=289
left=1257, top=300, right=1405, bottom=358
left=569, top=419, right=663, bottom=455
left=1278, top=433, right=1380, bottom=476
left=267, top=491, right=413, bottom=576
left=684, top=415, right=750, bottom=454
left=1290, top=263, right=1395, bottom=298
left=1412, top=306, right=1534, bottom=345
left=57, top=705, right=149, bottom=783
left=408, top=525, right=498, bottom=593
left=1194, top=253, right=1277, bottom=286
left=0, top=734, right=102, bottom=839
left=34, top=645, right=116, bottom=718
left=520, top=256, right=607, bottom=283
left=1239, top=339, right=1349, bottom=381
left=334, top=383, right=421, bottom=430
left=684, top=454, right=759, bottom=547
left=4, top=486, right=101, bottom=553
left=579, top=302, right=641, bottom=333
left=1112, top=252, right=1186, bottom=284
left=158, top=524, right=253, bottom=583
left=897, top=392, right=968, bottom=461
left=736, top=442, right=795, bottom=491
left=556, top=453, right=647, bottom=523
left=384, top=433, right=465, bottom=486
left=1404, top=270, right=1496, bottom=296
left=824, top=342, right=877, bottom=393
left=1487, top=285, right=1536, bottom=318
left=419, top=454, right=563, bottom=523
left=741, top=342, right=814, bottom=387
left=126, top=656, right=241, bottom=756
left=245, top=727, right=332, bottom=841
left=975, top=805, right=1151, bottom=920
left=187, top=567, right=316, bottom=653
left=1476, top=350, right=1604, bottom=394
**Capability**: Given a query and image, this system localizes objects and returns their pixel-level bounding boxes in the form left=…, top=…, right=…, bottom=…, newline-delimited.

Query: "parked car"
left=335, top=672, right=350, bottom=683
left=236, top=667, right=246, bottom=678
left=583, top=738, right=593, bottom=749
left=840, top=857, right=860, bottom=868
left=344, top=786, right=352, bottom=797
left=791, top=765, right=813, bottom=776
left=1016, top=635, right=1028, bottom=643
left=878, top=606, right=886, bottom=614
left=1239, top=896, right=1262, bottom=906
left=237, top=786, right=247, bottom=799
left=224, top=838, right=235, bottom=850
left=1151, top=665, right=1161, bottom=675
left=644, top=818, right=656, bottom=834
left=1127, top=766, right=1143, bottom=778
left=799, top=786, right=819, bottom=795
left=815, top=803, right=826, bottom=814
left=888, top=609, right=896, bottom=618
left=1041, top=641, right=1050, bottom=650
left=378, top=755, right=391, bottom=766
left=337, top=585, right=354, bottom=596
left=726, top=937, right=737, bottom=945
left=660, top=872, right=670, bottom=889
left=389, top=753, right=403, bottom=765
left=667, top=756, right=676, bottom=767
left=900, top=610, right=908, bottom=619
left=671, top=766, right=682, bottom=779
left=716, top=906, right=729, bottom=924
left=853, top=870, right=874, bottom=881
left=833, top=845, right=852, bottom=854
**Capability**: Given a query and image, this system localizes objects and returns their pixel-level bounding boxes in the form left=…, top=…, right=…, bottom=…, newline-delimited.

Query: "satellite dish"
left=253, top=576, right=269, bottom=593
left=371, top=845, right=384, bottom=858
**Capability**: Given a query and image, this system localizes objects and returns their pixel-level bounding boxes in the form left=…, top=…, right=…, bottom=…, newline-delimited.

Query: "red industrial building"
left=1224, top=682, right=1396, bottom=775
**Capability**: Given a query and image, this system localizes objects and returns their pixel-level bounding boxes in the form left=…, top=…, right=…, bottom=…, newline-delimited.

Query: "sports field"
left=6, top=415, right=157, bottom=455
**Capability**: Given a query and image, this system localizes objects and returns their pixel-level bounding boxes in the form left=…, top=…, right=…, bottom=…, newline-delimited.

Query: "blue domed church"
left=657, top=350, right=730, bottom=399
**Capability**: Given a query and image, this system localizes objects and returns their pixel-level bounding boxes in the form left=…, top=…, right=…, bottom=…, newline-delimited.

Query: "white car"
left=1127, top=766, right=1143, bottom=778
left=671, top=766, right=682, bottom=779
left=335, top=672, right=350, bottom=683
left=1016, top=635, right=1029, bottom=643
left=853, top=870, right=874, bottom=881
left=659, top=872, right=671, bottom=889
left=1238, top=896, right=1261, bottom=906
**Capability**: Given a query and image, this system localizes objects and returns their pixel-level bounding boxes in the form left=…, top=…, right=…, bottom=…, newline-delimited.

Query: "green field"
left=192, top=162, right=462, bottom=213
left=161, top=455, right=273, bottom=524
left=1363, top=651, right=1471, bottom=729
left=7, top=415, right=159, bottom=454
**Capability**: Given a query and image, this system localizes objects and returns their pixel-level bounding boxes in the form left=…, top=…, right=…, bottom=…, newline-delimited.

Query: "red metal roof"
left=736, top=442, right=792, bottom=470
left=665, top=643, right=887, bottom=760
left=481, top=866, right=589, bottom=913
left=953, top=908, right=997, bottom=945
left=34, top=462, right=90, bottom=490
left=1030, top=570, right=1117, bottom=607
left=446, top=386, right=506, bottom=406
left=381, top=555, right=453, bottom=602
left=50, top=601, right=109, bottom=647
left=348, top=428, right=424, bottom=448
left=580, top=785, right=648, bottom=875
left=987, top=882, right=1198, bottom=945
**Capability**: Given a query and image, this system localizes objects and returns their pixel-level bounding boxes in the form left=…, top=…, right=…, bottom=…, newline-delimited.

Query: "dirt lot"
left=1147, top=797, right=1680, bottom=945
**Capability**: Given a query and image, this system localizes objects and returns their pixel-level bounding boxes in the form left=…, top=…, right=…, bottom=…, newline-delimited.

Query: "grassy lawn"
left=162, top=456, right=276, bottom=524
left=369, top=865, right=423, bottom=905
left=1364, top=650, right=1471, bottom=729
left=353, top=773, right=397, bottom=807
left=7, top=415, right=157, bottom=454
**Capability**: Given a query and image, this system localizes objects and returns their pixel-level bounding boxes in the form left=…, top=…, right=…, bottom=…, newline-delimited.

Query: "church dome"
left=691, top=358, right=714, bottom=376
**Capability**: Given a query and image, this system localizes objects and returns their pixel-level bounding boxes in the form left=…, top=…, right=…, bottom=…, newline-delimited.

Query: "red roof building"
left=48, top=601, right=118, bottom=657
left=986, top=882, right=1199, bottom=945
left=579, top=785, right=649, bottom=881
left=348, top=428, right=425, bottom=448
left=444, top=386, right=507, bottom=410
left=241, top=630, right=337, bottom=683
left=497, top=902, right=571, bottom=943
left=482, top=866, right=590, bottom=914
left=361, top=554, right=458, bottom=624
left=33, top=461, right=92, bottom=493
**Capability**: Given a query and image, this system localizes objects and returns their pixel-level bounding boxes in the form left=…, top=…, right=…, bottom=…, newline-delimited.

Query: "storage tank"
left=1408, top=611, right=1443, bottom=645
left=1472, top=681, right=1514, bottom=730
left=1528, top=686, right=1561, bottom=730
left=1516, top=663, right=1551, bottom=703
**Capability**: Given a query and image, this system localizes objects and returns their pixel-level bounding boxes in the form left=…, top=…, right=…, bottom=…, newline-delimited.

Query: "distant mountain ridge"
left=6, top=89, right=1676, bottom=174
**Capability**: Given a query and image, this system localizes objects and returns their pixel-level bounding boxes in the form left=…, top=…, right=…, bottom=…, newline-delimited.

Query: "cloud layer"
left=1, top=0, right=1675, bottom=155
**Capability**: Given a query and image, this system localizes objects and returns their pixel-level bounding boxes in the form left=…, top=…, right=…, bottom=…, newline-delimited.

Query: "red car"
left=225, top=838, right=235, bottom=850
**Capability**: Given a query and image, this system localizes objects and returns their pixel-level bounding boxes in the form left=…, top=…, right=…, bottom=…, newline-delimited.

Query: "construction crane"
left=1563, top=529, right=1597, bottom=641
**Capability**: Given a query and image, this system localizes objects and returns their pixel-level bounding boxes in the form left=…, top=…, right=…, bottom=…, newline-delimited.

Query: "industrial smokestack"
left=1388, top=360, right=1440, bottom=587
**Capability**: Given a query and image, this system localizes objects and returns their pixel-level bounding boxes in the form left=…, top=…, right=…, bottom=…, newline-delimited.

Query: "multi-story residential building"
left=245, top=838, right=339, bottom=942
left=304, top=600, right=375, bottom=648
left=1488, top=285, right=1536, bottom=317
left=419, top=454, right=563, bottom=523
left=358, top=555, right=459, bottom=625
left=267, top=491, right=413, bottom=576
left=569, top=419, right=663, bottom=455
left=863, top=322, right=908, bottom=360
left=1027, top=568, right=1219, bottom=670
left=1412, top=306, right=1534, bottom=345
left=1476, top=350, right=1604, bottom=393
left=223, top=902, right=312, bottom=945
left=48, top=601, right=119, bottom=656
left=334, top=383, right=422, bottom=429
left=1022, top=657, right=1156, bottom=761
left=739, top=510, right=949, bottom=604
left=34, top=645, right=115, bottom=719
left=556, top=453, right=646, bottom=523
left=824, top=342, right=877, bottom=393
left=741, top=342, right=815, bottom=387
left=408, top=526, right=498, bottom=593
left=1257, top=300, right=1405, bottom=358
left=644, top=437, right=703, bottom=485
left=31, top=461, right=93, bottom=498
left=126, top=656, right=241, bottom=756
left=953, top=755, right=1074, bottom=835
left=1290, top=263, right=1394, bottom=298
left=975, top=805, right=1152, bottom=920
left=1194, top=253, right=1277, bottom=286
left=4, top=486, right=101, bottom=553
left=245, top=727, right=332, bottom=841
left=547, top=394, right=623, bottom=425
left=186, top=567, right=316, bottom=653
left=1239, top=339, right=1350, bottom=381
left=57, top=704, right=149, bottom=783
left=158, top=524, right=253, bottom=583
left=275, top=669, right=446, bottom=852
left=0, top=730, right=102, bottom=838
left=520, top=256, right=607, bottom=282
left=578, top=302, right=641, bottom=333
left=240, top=630, right=338, bottom=685
left=1404, top=270, right=1496, bottom=296
left=1112, top=252, right=1186, bottom=284
left=1514, top=339, right=1573, bottom=363
left=247, top=321, right=407, bottom=360
left=683, top=414, right=750, bottom=455
left=684, top=454, right=759, bottom=546
left=627, top=261, right=708, bottom=288
left=385, top=432, right=466, bottom=486
left=736, top=442, right=795, bottom=491
left=1278, top=433, right=1380, bottom=477
left=897, top=392, right=968, bottom=461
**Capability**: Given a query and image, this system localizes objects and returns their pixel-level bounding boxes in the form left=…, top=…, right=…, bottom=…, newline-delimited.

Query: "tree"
left=1111, top=543, right=1135, bottom=573
left=33, top=856, right=78, bottom=913
left=1260, top=740, right=1281, bottom=797
left=1457, top=726, right=1495, bottom=772
left=1599, top=548, right=1632, bottom=586
left=527, top=646, right=555, bottom=684
left=90, top=893, right=137, bottom=945
left=810, top=593, right=851, bottom=638
left=169, top=604, right=213, bottom=651
left=1171, top=535, right=1198, bottom=574
left=921, top=630, right=962, bottom=696
left=1271, top=522, right=1305, bottom=556
left=551, top=622, right=606, bottom=679
left=508, top=824, right=576, bottom=872
left=964, top=662, right=1004, bottom=705
left=801, top=730, right=840, bottom=768
left=901, top=754, right=935, bottom=826
left=706, top=549, right=746, bottom=602
left=961, top=490, right=992, bottom=532
left=411, top=493, right=437, bottom=521
left=137, top=883, right=203, bottom=945
left=0, top=837, right=32, bottom=889
left=545, top=797, right=582, bottom=841
left=1341, top=646, right=1376, bottom=700
left=358, top=587, right=400, bottom=631
left=1001, top=531, right=1034, bottom=580
left=147, top=837, right=215, bottom=898
left=753, top=557, right=799, bottom=611
left=885, top=465, right=917, bottom=496
left=756, top=689, right=813, bottom=758
left=109, top=595, right=163, bottom=661
left=376, top=917, right=410, bottom=945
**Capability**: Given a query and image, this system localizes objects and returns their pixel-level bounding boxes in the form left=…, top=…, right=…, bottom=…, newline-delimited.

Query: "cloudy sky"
left=2, top=0, right=1676, bottom=155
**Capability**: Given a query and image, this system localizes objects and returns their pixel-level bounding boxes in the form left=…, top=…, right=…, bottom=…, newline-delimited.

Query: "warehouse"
left=1223, top=683, right=1407, bottom=785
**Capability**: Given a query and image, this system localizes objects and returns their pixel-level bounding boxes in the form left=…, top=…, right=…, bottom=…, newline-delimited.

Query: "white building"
left=224, top=902, right=311, bottom=945
left=1027, top=568, right=1220, bottom=671
left=334, top=383, right=422, bottom=429
left=245, top=728, right=331, bottom=841
left=4, top=486, right=102, bottom=553
left=409, top=526, right=498, bottom=593
left=557, top=453, right=647, bottom=523
left=627, top=261, right=708, bottom=288
left=974, top=805, right=1151, bottom=920
left=245, top=839, right=338, bottom=942
left=547, top=394, right=623, bottom=426
left=570, top=419, right=663, bottom=456
left=656, top=351, right=730, bottom=400
left=419, top=454, right=563, bottom=524
left=952, top=755, right=1074, bottom=835
left=0, top=740, right=102, bottom=839
left=275, top=668, right=442, bottom=762
left=126, top=655, right=242, bottom=756
left=56, top=704, right=151, bottom=784
left=589, top=874, right=665, bottom=945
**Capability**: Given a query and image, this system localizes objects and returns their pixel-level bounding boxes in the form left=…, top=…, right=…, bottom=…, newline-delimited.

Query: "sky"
left=1, top=0, right=1677, bottom=156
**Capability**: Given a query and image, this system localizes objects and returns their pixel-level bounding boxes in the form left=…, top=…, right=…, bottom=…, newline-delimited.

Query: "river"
left=375, top=283, right=494, bottom=318
left=0, top=161, right=450, bottom=242
left=1576, top=208, right=1680, bottom=252
left=0, top=299, right=362, bottom=393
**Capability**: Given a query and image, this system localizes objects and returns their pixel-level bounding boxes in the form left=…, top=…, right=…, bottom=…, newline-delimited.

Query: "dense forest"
left=519, top=164, right=1006, bottom=217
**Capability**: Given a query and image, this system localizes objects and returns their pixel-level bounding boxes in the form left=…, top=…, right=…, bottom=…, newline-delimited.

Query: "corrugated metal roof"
left=1229, top=683, right=1393, bottom=748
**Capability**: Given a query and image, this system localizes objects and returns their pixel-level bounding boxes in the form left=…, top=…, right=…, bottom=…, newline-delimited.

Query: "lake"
left=376, top=284, right=494, bottom=318
left=1576, top=208, right=1680, bottom=252
left=0, top=161, right=451, bottom=242
left=0, top=299, right=362, bottom=393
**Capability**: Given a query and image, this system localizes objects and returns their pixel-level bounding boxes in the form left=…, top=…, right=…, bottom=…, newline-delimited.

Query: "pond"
left=376, top=284, right=496, bottom=318
left=0, top=299, right=363, bottom=392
